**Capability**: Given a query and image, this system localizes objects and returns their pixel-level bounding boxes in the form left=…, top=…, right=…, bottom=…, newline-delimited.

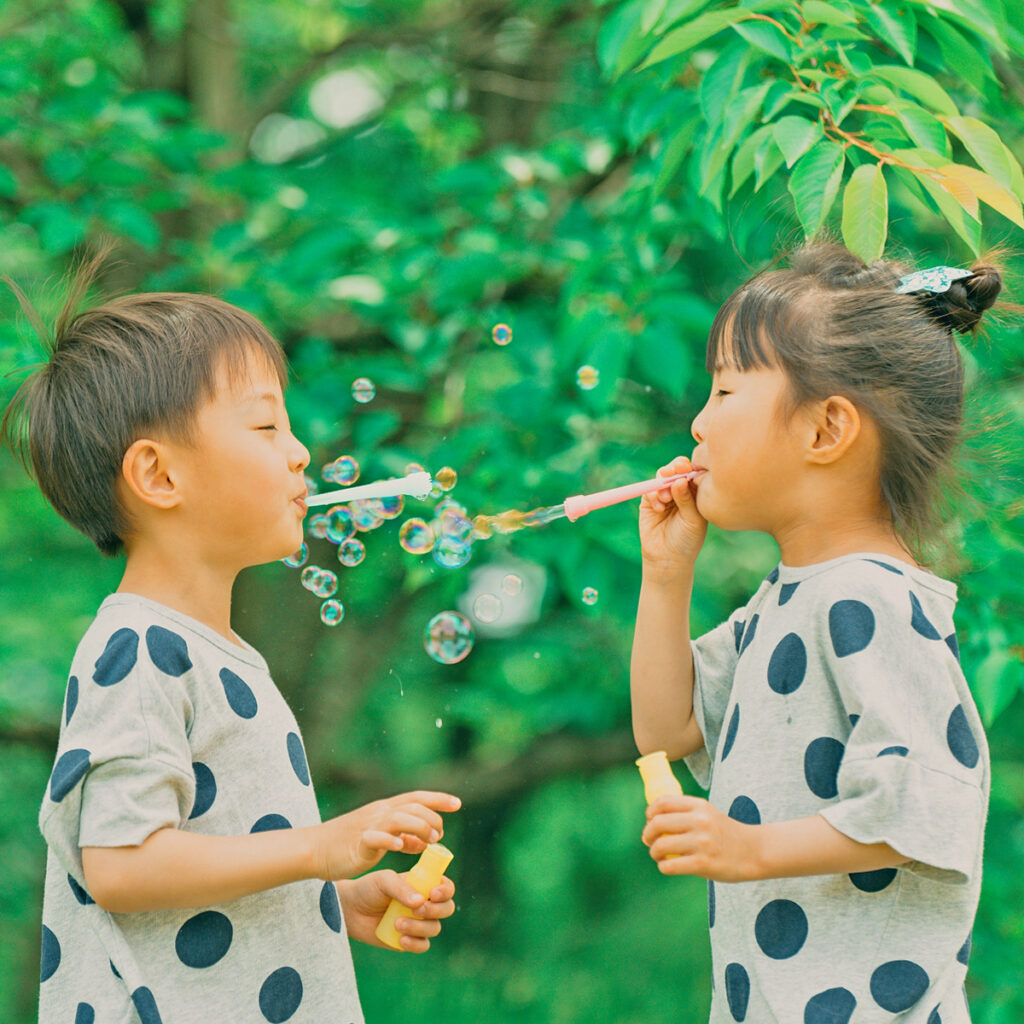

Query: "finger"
left=397, top=835, right=429, bottom=854
left=407, top=896, right=454, bottom=921
left=646, top=794, right=699, bottom=818
left=429, top=877, right=455, bottom=903
left=401, top=802, right=448, bottom=835
left=386, top=812, right=442, bottom=843
left=376, top=871, right=427, bottom=911
left=396, top=915, right=442, bottom=940
left=362, top=830, right=405, bottom=853
left=394, top=791, right=462, bottom=813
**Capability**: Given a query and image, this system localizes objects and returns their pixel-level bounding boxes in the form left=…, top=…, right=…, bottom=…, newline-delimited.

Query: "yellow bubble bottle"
left=374, top=843, right=454, bottom=951
left=635, top=750, right=683, bottom=803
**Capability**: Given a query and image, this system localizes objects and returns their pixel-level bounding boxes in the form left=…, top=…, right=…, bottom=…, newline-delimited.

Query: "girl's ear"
left=806, top=395, right=861, bottom=465
left=121, top=438, right=182, bottom=509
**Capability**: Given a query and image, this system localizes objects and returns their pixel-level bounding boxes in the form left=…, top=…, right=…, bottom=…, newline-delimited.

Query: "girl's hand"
left=338, top=870, right=456, bottom=952
left=638, top=456, right=708, bottom=580
left=642, top=794, right=760, bottom=883
left=311, top=791, right=461, bottom=880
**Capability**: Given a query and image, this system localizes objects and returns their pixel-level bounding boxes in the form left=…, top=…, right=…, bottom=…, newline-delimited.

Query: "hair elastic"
left=895, top=266, right=972, bottom=295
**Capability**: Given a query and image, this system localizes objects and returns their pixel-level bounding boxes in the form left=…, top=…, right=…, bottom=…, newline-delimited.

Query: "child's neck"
left=773, top=510, right=915, bottom=568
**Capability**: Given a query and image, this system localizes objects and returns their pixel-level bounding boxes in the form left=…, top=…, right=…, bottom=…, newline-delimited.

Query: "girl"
left=631, top=243, right=1000, bottom=1023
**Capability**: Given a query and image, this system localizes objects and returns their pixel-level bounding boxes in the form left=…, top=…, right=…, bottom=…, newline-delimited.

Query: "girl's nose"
left=289, top=434, right=310, bottom=474
left=691, top=402, right=709, bottom=443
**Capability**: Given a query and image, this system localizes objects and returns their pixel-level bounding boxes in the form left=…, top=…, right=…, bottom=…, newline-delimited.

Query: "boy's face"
left=173, top=352, right=310, bottom=569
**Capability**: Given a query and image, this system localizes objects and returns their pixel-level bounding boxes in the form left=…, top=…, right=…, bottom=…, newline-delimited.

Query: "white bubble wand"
left=305, top=471, right=433, bottom=509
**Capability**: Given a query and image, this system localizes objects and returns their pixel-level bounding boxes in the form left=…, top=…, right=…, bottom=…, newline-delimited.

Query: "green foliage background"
left=1, top=1, right=1023, bottom=1021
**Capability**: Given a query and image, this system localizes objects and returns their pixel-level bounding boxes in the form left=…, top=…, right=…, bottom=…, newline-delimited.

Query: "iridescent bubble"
left=300, top=566, right=320, bottom=591
left=352, top=377, right=376, bottom=403
left=435, top=718, right=443, bottom=728
left=331, top=455, right=360, bottom=485
left=576, top=364, right=600, bottom=390
left=439, top=509, right=474, bottom=544
left=350, top=498, right=384, bottom=532
left=434, top=466, right=458, bottom=491
left=581, top=586, right=599, bottom=606
left=472, top=593, right=502, bottom=624
left=320, top=599, right=345, bottom=626
left=501, top=573, right=523, bottom=596
left=304, top=474, right=319, bottom=496
left=377, top=493, right=404, bottom=520
left=399, top=518, right=435, bottom=554
left=282, top=543, right=308, bottom=568
left=491, top=322, right=512, bottom=346
left=405, top=461, right=427, bottom=476
left=433, top=535, right=472, bottom=569
left=308, top=514, right=329, bottom=540
left=313, top=569, right=339, bottom=598
left=325, top=505, right=355, bottom=544
left=321, top=461, right=337, bottom=484
left=338, top=537, right=366, bottom=567
left=423, top=611, right=475, bottom=665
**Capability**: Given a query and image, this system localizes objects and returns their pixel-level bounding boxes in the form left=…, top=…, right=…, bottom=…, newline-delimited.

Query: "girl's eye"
left=715, top=389, right=731, bottom=397
left=259, top=425, right=277, bottom=431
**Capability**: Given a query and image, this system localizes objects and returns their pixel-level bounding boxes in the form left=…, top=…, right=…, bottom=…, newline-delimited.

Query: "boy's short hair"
left=2, top=255, right=288, bottom=556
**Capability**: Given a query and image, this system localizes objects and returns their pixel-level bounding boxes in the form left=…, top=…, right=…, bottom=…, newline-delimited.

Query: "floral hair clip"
left=895, top=266, right=972, bottom=294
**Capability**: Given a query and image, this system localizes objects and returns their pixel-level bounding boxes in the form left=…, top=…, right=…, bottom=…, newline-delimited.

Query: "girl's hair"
left=1, top=249, right=288, bottom=557
left=706, top=242, right=1003, bottom=559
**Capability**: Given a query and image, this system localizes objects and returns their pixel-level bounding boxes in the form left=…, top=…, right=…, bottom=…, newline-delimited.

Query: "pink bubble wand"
left=562, top=470, right=698, bottom=522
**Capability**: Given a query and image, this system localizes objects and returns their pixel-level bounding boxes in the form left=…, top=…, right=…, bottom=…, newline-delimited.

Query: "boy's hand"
left=312, top=791, right=461, bottom=880
left=337, top=870, right=456, bottom=952
left=638, top=456, right=708, bottom=581
left=642, top=794, right=759, bottom=883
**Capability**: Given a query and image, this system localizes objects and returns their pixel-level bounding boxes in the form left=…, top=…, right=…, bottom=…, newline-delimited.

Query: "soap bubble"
left=491, top=323, right=512, bottom=346
left=435, top=718, right=443, bottom=728
left=400, top=518, right=436, bottom=554
left=423, top=610, right=474, bottom=664
left=350, top=498, right=384, bottom=532
left=308, top=513, right=329, bottom=540
left=576, top=365, right=600, bottom=390
left=472, top=593, right=502, bottom=624
left=439, top=508, right=474, bottom=544
left=304, top=475, right=319, bottom=495
left=377, top=493, right=404, bottom=519
left=581, top=586, right=599, bottom=606
left=351, top=377, right=376, bottom=403
left=282, top=543, right=308, bottom=568
left=325, top=505, right=355, bottom=544
left=324, top=455, right=359, bottom=485
left=338, top=538, right=366, bottom=567
left=313, top=569, right=338, bottom=598
left=405, top=461, right=427, bottom=476
left=501, top=573, right=523, bottom=596
left=320, top=599, right=345, bottom=626
left=434, top=466, right=458, bottom=491
left=300, top=566, right=320, bottom=590
left=433, top=535, right=472, bottom=569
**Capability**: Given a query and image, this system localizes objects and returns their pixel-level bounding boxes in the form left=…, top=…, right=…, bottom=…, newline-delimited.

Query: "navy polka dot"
left=804, top=987, right=856, bottom=1024
left=766, top=566, right=780, bottom=585
left=220, top=667, right=258, bottom=719
left=146, top=625, right=192, bottom=676
left=708, top=879, right=715, bottom=928
left=65, top=676, right=79, bottom=725
left=724, top=963, right=749, bottom=1021
left=878, top=745, right=908, bottom=757
left=779, top=582, right=800, bottom=605
left=944, top=633, right=960, bottom=661
left=175, top=911, right=233, bottom=968
left=728, top=795, right=761, bottom=825
left=804, top=737, right=844, bottom=799
left=93, top=628, right=139, bottom=686
left=767, top=633, right=807, bottom=694
left=259, top=966, right=303, bottom=1023
left=110, top=959, right=121, bottom=979
left=946, top=705, right=979, bottom=769
left=850, top=868, right=897, bottom=892
left=849, top=713, right=860, bottom=727
left=320, top=881, right=342, bottom=933
left=50, top=748, right=91, bottom=802
left=867, top=558, right=903, bottom=574
left=829, top=600, right=875, bottom=657
left=956, top=932, right=972, bottom=965
left=755, top=899, right=808, bottom=959
left=287, top=733, right=310, bottom=786
left=68, top=873, right=95, bottom=905
left=721, top=705, right=740, bottom=761
left=733, top=620, right=745, bottom=653
left=131, top=987, right=163, bottom=1024
left=927, top=1007, right=941, bottom=1024
left=870, top=960, right=929, bottom=1012
left=189, top=762, right=216, bottom=819
left=74, top=1003, right=95, bottom=1024
left=738, top=614, right=759, bottom=655
left=40, top=925, right=60, bottom=982
left=251, top=813, right=292, bottom=833
left=909, top=592, right=942, bottom=640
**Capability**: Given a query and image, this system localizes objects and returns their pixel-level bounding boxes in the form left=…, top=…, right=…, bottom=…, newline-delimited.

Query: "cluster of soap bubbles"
left=323, top=455, right=359, bottom=485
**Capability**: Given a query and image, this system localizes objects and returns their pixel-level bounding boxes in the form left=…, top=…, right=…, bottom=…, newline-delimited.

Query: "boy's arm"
left=83, top=790, right=460, bottom=913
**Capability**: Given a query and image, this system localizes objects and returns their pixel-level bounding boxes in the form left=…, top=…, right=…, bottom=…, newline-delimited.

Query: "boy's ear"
left=121, top=438, right=182, bottom=509
left=805, top=395, right=861, bottom=465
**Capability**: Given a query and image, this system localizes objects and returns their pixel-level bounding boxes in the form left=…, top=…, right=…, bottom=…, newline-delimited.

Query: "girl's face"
left=689, top=359, right=812, bottom=534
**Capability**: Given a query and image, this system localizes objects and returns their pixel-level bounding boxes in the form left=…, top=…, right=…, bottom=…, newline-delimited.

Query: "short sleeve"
left=39, top=624, right=196, bottom=880
left=815, top=574, right=987, bottom=884
left=685, top=605, right=750, bottom=789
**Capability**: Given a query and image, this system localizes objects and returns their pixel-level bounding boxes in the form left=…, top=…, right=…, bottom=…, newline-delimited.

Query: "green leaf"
left=974, top=648, right=1019, bottom=727
left=801, top=0, right=857, bottom=26
left=652, top=124, right=694, bottom=198
left=599, top=0, right=654, bottom=78
left=868, top=65, right=959, bottom=117
left=754, top=136, right=785, bottom=190
left=944, top=116, right=1016, bottom=191
left=731, top=19, right=793, bottom=61
left=730, top=124, right=774, bottom=195
left=700, top=39, right=751, bottom=126
left=938, top=162, right=1024, bottom=228
left=911, top=170, right=982, bottom=253
left=653, top=0, right=714, bottom=33
left=789, top=140, right=846, bottom=235
left=841, top=163, right=888, bottom=263
left=640, top=9, right=750, bottom=69
left=0, top=163, right=17, bottom=198
left=919, top=17, right=996, bottom=92
left=773, top=116, right=822, bottom=167
left=863, top=4, right=917, bottom=65
left=835, top=43, right=873, bottom=77
left=891, top=102, right=949, bottom=155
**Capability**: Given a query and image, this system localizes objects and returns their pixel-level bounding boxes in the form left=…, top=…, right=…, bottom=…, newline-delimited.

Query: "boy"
left=3, top=260, right=461, bottom=1023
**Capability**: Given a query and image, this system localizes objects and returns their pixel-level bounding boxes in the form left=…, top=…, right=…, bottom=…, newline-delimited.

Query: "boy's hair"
left=1, top=251, right=288, bottom=556
left=706, top=241, right=1003, bottom=559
